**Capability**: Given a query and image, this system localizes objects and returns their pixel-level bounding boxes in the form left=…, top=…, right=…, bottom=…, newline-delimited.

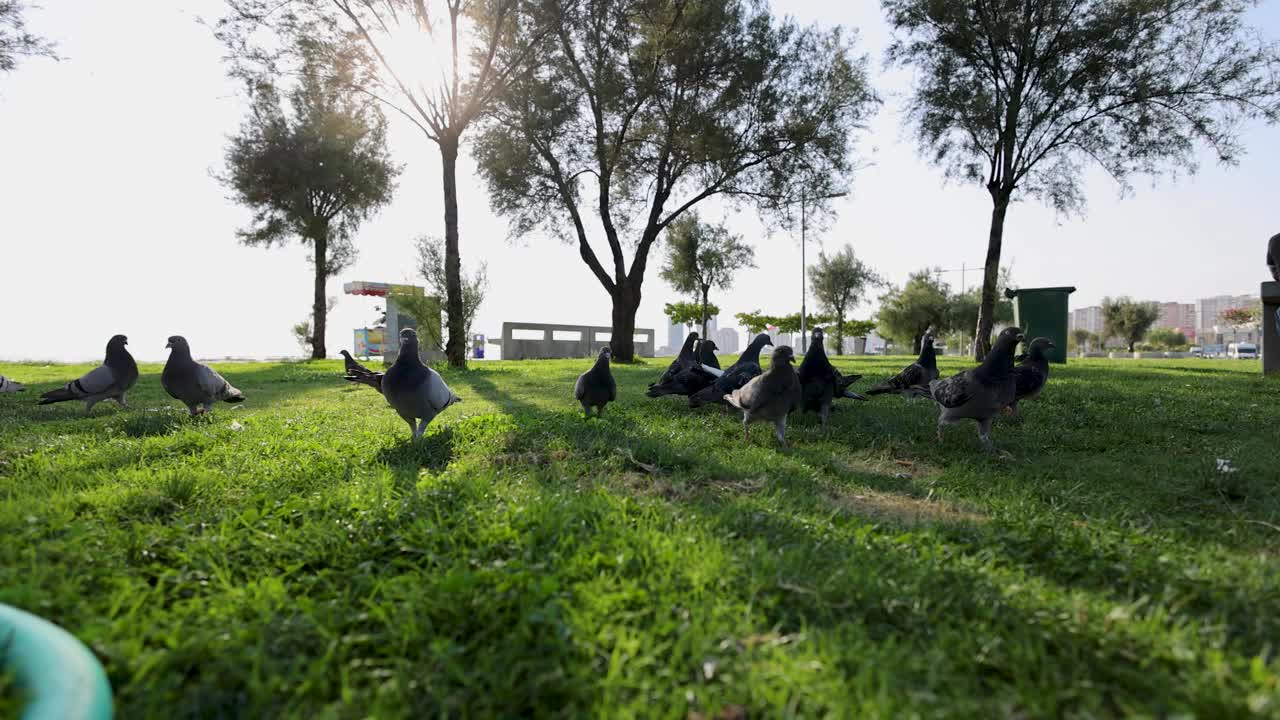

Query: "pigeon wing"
left=929, top=373, right=973, bottom=409
left=72, top=365, right=120, bottom=397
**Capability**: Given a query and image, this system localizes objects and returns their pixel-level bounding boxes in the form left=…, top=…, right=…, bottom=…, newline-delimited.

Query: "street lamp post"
left=799, top=190, right=847, bottom=353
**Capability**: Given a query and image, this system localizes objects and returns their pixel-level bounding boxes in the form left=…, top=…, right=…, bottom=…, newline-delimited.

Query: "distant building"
left=1069, top=306, right=1104, bottom=334
left=713, top=326, right=739, bottom=354
left=668, top=318, right=686, bottom=354
left=1196, top=293, right=1259, bottom=345
left=1157, top=302, right=1197, bottom=340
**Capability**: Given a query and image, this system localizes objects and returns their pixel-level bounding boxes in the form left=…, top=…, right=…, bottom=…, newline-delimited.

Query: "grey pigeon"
left=574, top=346, right=616, bottom=418
left=648, top=333, right=699, bottom=393
left=381, top=328, right=461, bottom=438
left=648, top=333, right=716, bottom=398
left=341, top=350, right=384, bottom=392
left=725, top=345, right=801, bottom=446
left=161, top=336, right=246, bottom=416
left=0, top=375, right=25, bottom=393
left=797, top=327, right=866, bottom=427
left=1006, top=337, right=1054, bottom=417
left=866, top=331, right=939, bottom=401
left=697, top=339, right=720, bottom=370
left=928, top=326, right=1025, bottom=451
left=341, top=349, right=376, bottom=376
left=689, top=333, right=772, bottom=408
left=38, top=334, right=138, bottom=413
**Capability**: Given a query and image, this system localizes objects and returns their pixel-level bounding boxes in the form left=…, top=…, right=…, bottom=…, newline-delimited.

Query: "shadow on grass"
left=374, top=427, right=456, bottom=493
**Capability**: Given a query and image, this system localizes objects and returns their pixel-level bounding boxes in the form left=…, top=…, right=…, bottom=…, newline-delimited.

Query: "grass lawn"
left=1, top=354, right=1278, bottom=718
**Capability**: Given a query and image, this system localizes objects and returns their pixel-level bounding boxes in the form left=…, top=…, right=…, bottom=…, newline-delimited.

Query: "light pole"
left=799, top=189, right=847, bottom=352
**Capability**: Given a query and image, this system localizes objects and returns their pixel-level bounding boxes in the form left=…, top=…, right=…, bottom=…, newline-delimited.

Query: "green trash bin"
left=1004, top=286, right=1076, bottom=364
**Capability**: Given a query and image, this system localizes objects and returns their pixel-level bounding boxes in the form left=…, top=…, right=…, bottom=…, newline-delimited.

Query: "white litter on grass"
left=229, top=421, right=244, bottom=431
left=1216, top=458, right=1239, bottom=474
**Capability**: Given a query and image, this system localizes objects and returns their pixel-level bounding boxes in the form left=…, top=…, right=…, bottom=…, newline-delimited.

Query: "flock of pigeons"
left=1, top=335, right=245, bottom=415
left=575, top=324, right=1056, bottom=451
left=2, top=324, right=1056, bottom=453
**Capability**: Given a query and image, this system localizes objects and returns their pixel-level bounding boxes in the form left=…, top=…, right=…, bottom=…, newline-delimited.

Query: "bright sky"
left=2, top=1, right=1277, bottom=362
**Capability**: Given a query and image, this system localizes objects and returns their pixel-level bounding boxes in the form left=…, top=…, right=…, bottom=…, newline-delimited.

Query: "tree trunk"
left=975, top=189, right=1011, bottom=360
left=610, top=281, right=640, bottom=362
left=440, top=134, right=467, bottom=369
left=311, top=228, right=328, bottom=360
left=913, top=332, right=923, bottom=355
left=833, top=303, right=846, bottom=355
left=700, top=285, right=710, bottom=340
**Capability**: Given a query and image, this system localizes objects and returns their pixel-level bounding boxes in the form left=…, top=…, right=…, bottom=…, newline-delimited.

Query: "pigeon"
left=0, top=375, right=25, bottom=393
left=866, top=331, right=939, bottom=401
left=697, top=338, right=720, bottom=370
left=574, top=346, right=616, bottom=418
left=647, top=333, right=717, bottom=398
left=38, top=334, right=138, bottom=413
left=161, top=336, right=246, bottom=416
left=381, top=327, right=461, bottom=438
left=341, top=350, right=384, bottom=392
left=928, top=326, right=1025, bottom=452
left=797, top=327, right=866, bottom=427
left=725, top=345, right=801, bottom=447
left=341, top=349, right=376, bottom=376
left=1006, top=337, right=1055, bottom=417
left=689, top=333, right=772, bottom=408
left=834, top=369, right=865, bottom=399
left=649, top=332, right=699, bottom=392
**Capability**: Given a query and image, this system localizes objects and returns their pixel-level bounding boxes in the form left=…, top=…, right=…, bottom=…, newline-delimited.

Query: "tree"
left=1220, top=304, right=1261, bottom=343
left=475, top=0, right=877, bottom=361
left=884, top=0, right=1280, bottom=360
left=1, top=1, right=56, bottom=73
left=411, top=235, right=489, bottom=354
left=876, top=271, right=950, bottom=353
left=1071, top=328, right=1091, bottom=352
left=659, top=214, right=754, bottom=340
left=941, top=268, right=1014, bottom=345
left=1102, top=297, right=1160, bottom=353
left=219, top=0, right=544, bottom=369
left=809, top=244, right=883, bottom=355
left=664, top=301, right=720, bottom=332
left=1147, top=327, right=1188, bottom=350
left=222, top=51, right=398, bottom=360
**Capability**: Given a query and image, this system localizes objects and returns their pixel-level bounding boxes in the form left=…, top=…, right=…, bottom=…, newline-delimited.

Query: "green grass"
left=1, top=355, right=1278, bottom=718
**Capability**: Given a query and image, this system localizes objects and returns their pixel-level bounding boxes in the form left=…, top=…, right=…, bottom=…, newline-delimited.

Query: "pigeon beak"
left=164, top=341, right=171, bottom=349
left=1048, top=342, right=1058, bottom=349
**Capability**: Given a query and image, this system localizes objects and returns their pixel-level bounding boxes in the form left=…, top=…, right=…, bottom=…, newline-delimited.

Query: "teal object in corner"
left=0, top=603, right=112, bottom=720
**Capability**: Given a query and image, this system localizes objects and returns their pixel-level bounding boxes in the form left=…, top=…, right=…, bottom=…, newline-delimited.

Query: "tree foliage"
left=876, top=271, right=949, bottom=353
left=1102, top=297, right=1160, bottom=352
left=222, top=49, right=398, bottom=359
left=475, top=0, right=878, bottom=361
left=1146, top=327, right=1188, bottom=350
left=414, top=235, right=489, bottom=353
left=664, top=301, right=720, bottom=331
left=808, top=244, right=883, bottom=355
left=0, top=1, right=57, bottom=73
left=734, top=311, right=873, bottom=348
left=884, top=0, right=1280, bottom=359
left=660, top=214, right=754, bottom=339
left=218, top=0, right=544, bottom=369
left=1220, top=305, right=1260, bottom=327
left=1070, top=328, right=1092, bottom=351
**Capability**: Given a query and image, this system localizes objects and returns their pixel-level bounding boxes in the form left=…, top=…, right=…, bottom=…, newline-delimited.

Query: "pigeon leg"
left=415, top=418, right=430, bottom=439
left=742, top=414, right=751, bottom=441
left=977, top=417, right=996, bottom=452
left=83, top=398, right=99, bottom=415
left=774, top=417, right=788, bottom=447
left=581, top=403, right=592, bottom=419
left=596, top=404, right=606, bottom=418
left=114, top=395, right=128, bottom=409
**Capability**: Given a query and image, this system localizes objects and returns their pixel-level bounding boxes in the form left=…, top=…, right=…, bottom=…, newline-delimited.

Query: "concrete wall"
left=501, top=322, right=655, bottom=360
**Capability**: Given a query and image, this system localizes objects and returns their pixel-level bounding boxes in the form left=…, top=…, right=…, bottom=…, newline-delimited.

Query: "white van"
left=1227, top=342, right=1258, bottom=359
